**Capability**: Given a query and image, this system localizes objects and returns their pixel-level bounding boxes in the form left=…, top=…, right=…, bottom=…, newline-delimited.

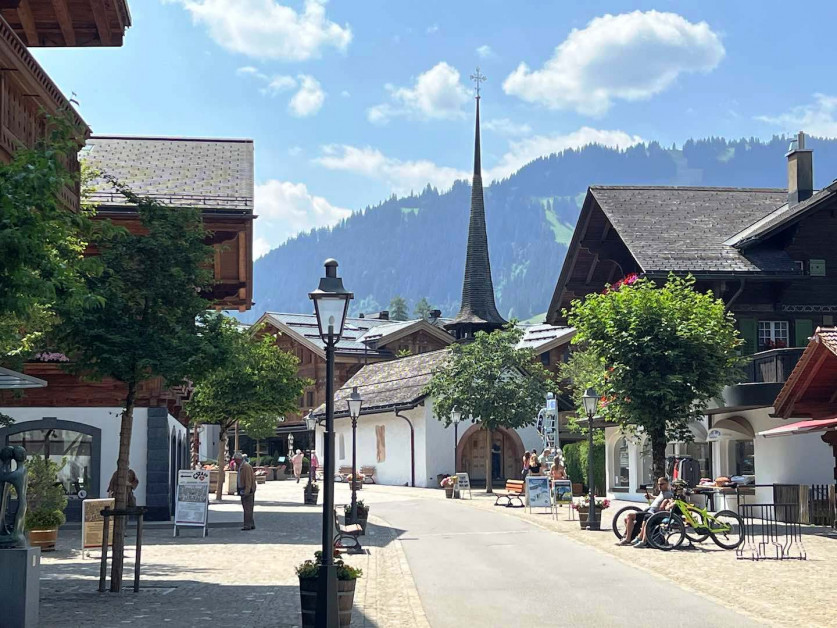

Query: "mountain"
left=245, top=135, right=837, bottom=323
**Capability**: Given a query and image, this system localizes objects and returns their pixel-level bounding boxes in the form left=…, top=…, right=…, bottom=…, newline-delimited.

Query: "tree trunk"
left=215, top=430, right=228, bottom=502
left=651, top=429, right=668, bottom=489
left=110, top=382, right=136, bottom=592
left=484, top=428, right=493, bottom=494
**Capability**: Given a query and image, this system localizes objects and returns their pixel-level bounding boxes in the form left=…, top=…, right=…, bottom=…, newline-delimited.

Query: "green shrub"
left=25, top=456, right=68, bottom=531
left=296, top=552, right=362, bottom=581
left=562, top=442, right=605, bottom=494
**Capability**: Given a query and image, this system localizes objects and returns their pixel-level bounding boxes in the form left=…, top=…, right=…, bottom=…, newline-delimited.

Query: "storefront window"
left=734, top=440, right=755, bottom=476
left=614, top=437, right=629, bottom=488
left=683, top=441, right=711, bottom=480
left=758, top=321, right=789, bottom=350
left=8, top=429, right=93, bottom=497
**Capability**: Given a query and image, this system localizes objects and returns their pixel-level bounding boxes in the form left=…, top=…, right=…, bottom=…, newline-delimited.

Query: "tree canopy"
left=413, top=297, right=433, bottom=320
left=388, top=296, right=409, bottom=321
left=566, top=274, right=742, bottom=478
left=425, top=323, right=552, bottom=491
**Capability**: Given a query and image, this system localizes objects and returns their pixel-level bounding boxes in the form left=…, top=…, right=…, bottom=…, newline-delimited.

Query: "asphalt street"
left=374, top=497, right=763, bottom=628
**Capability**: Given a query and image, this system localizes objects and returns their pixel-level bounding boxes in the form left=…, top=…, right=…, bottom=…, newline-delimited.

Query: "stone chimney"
left=366, top=310, right=389, bottom=320
left=787, top=131, right=813, bottom=205
left=429, top=309, right=442, bottom=320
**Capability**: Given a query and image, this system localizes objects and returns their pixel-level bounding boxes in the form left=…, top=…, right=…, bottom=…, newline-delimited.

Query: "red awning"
left=759, top=416, right=837, bottom=438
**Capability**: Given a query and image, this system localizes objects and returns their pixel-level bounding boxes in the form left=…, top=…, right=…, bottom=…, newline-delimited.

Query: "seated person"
left=616, top=477, right=673, bottom=547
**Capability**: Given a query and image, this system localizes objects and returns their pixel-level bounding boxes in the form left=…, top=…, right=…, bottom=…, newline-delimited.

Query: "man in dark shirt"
left=617, top=477, right=673, bottom=546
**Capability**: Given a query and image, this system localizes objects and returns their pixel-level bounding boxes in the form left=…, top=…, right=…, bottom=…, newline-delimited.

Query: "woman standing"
left=528, top=453, right=543, bottom=476
left=291, top=449, right=304, bottom=483
left=521, top=451, right=531, bottom=480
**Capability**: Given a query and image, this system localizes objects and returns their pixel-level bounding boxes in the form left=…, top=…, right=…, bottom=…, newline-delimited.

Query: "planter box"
left=28, top=529, right=58, bottom=552
left=299, top=577, right=356, bottom=627
left=346, top=513, right=368, bottom=535
left=225, top=471, right=238, bottom=495
left=304, top=490, right=320, bottom=505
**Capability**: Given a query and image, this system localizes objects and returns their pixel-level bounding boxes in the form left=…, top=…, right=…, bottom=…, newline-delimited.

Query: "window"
left=734, top=440, right=755, bottom=476
left=306, top=391, right=314, bottom=407
left=9, top=429, right=93, bottom=497
left=614, top=437, right=630, bottom=488
left=540, top=351, right=550, bottom=366
left=758, top=321, right=789, bottom=350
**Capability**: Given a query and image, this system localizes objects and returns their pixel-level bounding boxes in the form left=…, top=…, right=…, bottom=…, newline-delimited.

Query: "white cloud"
left=315, top=145, right=469, bottom=194
left=237, top=69, right=324, bottom=115
left=757, top=94, right=837, bottom=137
left=254, top=180, right=351, bottom=251
left=503, top=10, right=724, bottom=115
left=253, top=237, right=272, bottom=260
left=483, top=118, right=532, bottom=137
left=367, top=62, right=470, bottom=124
left=484, top=128, right=644, bottom=181
left=289, top=75, right=325, bottom=117
left=426, top=24, right=439, bottom=34
left=476, top=44, right=494, bottom=58
left=315, top=127, right=642, bottom=192
left=170, top=0, right=351, bottom=61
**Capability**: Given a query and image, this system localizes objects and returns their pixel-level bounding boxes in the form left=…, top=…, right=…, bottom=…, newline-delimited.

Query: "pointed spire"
left=446, top=73, right=506, bottom=341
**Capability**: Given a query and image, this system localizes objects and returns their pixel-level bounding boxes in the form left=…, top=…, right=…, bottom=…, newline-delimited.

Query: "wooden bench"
left=333, top=509, right=363, bottom=552
left=360, top=466, right=376, bottom=484
left=337, top=466, right=352, bottom=482
left=494, top=480, right=526, bottom=508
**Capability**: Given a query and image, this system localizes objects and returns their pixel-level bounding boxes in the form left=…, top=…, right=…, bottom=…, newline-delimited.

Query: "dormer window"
left=758, top=321, right=789, bottom=350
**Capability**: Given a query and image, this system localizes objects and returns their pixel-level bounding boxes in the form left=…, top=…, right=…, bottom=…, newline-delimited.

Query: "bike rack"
left=736, top=503, right=806, bottom=561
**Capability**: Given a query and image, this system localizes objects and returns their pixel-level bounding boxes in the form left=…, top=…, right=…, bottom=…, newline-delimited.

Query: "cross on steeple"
left=470, top=67, right=486, bottom=99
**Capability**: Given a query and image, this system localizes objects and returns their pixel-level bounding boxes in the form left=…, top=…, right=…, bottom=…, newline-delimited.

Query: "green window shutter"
left=738, top=318, right=757, bottom=355
left=795, top=319, right=814, bottom=347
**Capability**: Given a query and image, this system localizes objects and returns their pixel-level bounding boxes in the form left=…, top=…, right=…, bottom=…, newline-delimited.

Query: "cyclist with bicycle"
left=616, top=477, right=673, bottom=547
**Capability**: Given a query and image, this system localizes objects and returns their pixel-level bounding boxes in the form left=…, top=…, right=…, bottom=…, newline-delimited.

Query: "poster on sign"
left=455, top=472, right=472, bottom=499
left=174, top=469, right=210, bottom=537
left=525, top=476, right=551, bottom=511
left=82, top=498, right=115, bottom=556
left=553, top=480, right=573, bottom=504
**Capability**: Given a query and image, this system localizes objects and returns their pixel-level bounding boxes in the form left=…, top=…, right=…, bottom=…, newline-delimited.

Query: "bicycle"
left=645, top=487, right=744, bottom=551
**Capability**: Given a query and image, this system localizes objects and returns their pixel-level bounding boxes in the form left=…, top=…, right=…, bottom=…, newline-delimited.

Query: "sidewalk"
left=449, top=487, right=837, bottom=628
left=39, top=480, right=429, bottom=628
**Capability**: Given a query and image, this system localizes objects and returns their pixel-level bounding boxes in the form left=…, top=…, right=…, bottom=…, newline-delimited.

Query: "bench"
left=337, top=466, right=352, bottom=482
left=494, top=480, right=526, bottom=508
left=333, top=509, right=363, bottom=553
left=360, top=466, right=376, bottom=484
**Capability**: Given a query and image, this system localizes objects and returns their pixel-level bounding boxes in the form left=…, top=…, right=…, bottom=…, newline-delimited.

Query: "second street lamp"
left=304, top=411, right=317, bottom=486
left=581, top=387, right=600, bottom=531
left=451, top=408, right=462, bottom=473
left=308, top=258, right=353, bottom=628
left=347, top=386, right=363, bottom=524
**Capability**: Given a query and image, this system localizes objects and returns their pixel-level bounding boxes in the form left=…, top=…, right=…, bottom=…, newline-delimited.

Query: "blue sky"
left=32, top=1, right=837, bottom=257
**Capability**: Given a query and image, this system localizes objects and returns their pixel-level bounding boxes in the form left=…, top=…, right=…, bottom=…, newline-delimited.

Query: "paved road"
left=374, top=498, right=763, bottom=628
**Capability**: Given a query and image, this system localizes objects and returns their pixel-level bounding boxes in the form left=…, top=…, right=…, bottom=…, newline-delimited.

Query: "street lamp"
left=288, top=432, right=295, bottom=458
left=304, top=411, right=317, bottom=486
left=581, top=388, right=600, bottom=531
left=308, top=258, right=353, bottom=628
left=451, top=408, right=462, bottom=473
left=347, top=386, right=363, bottom=524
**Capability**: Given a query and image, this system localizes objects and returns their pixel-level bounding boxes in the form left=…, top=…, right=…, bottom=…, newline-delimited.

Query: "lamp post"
left=581, top=388, right=600, bottom=531
left=304, top=412, right=317, bottom=486
left=309, top=258, right=353, bottom=628
left=347, top=387, right=363, bottom=523
left=451, top=408, right=462, bottom=472
left=288, top=432, right=295, bottom=458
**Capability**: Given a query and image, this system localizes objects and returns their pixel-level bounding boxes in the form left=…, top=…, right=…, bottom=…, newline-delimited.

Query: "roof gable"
left=774, top=327, right=837, bottom=419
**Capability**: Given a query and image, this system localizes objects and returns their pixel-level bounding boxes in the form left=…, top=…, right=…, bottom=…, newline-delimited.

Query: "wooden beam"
left=237, top=231, right=246, bottom=281
left=0, top=1, right=22, bottom=9
left=51, top=0, right=76, bottom=46
left=584, top=253, right=599, bottom=285
left=17, top=0, right=38, bottom=46
left=88, top=0, right=113, bottom=46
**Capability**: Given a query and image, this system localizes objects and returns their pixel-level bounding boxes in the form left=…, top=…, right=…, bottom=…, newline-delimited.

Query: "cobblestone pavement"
left=39, top=481, right=429, bottom=628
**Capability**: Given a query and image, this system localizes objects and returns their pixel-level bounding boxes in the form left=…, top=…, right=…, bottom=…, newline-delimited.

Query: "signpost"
left=455, top=472, right=472, bottom=499
left=525, top=476, right=551, bottom=512
left=82, top=498, right=114, bottom=557
left=173, top=469, right=210, bottom=537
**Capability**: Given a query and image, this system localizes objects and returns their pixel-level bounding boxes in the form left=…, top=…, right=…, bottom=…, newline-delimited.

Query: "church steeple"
left=446, top=68, right=506, bottom=341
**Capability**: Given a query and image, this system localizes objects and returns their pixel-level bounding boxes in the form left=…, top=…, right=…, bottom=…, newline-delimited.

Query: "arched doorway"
left=457, top=425, right=525, bottom=483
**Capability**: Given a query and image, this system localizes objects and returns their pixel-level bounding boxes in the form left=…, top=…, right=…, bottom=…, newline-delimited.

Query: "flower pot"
left=304, top=489, right=320, bottom=505
left=346, top=512, right=368, bottom=535
left=28, top=528, right=58, bottom=552
left=299, top=576, right=357, bottom=627
left=351, top=481, right=363, bottom=491
left=445, top=487, right=454, bottom=498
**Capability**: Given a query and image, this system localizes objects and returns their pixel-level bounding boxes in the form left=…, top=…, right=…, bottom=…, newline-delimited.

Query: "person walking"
left=291, top=449, right=304, bottom=483
left=234, top=452, right=256, bottom=531
left=107, top=468, right=139, bottom=507
left=310, top=451, right=320, bottom=480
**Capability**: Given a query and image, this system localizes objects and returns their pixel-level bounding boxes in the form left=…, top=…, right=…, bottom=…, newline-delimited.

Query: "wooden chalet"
left=1, top=0, right=130, bottom=47
left=547, top=133, right=837, bottom=499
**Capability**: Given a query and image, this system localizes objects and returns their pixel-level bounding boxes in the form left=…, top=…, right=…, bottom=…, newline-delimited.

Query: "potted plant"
left=304, top=480, right=320, bottom=505
left=297, top=550, right=363, bottom=627
left=572, top=496, right=610, bottom=528
left=346, top=473, right=364, bottom=491
left=25, top=456, right=68, bottom=551
left=344, top=500, right=369, bottom=534
left=440, top=474, right=458, bottom=498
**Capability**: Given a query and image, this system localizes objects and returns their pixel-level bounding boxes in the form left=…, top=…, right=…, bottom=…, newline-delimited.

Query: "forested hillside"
left=245, top=135, right=837, bottom=323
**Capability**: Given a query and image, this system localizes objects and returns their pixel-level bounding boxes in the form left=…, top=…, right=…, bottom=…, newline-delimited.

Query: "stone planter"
left=299, top=577, right=357, bottom=627
left=28, top=528, right=58, bottom=552
left=304, top=487, right=320, bottom=505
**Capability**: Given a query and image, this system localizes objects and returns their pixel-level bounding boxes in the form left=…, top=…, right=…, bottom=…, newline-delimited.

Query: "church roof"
left=446, top=96, right=506, bottom=333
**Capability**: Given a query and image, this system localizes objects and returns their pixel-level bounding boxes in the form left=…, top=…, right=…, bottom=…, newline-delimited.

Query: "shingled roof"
left=314, top=349, right=450, bottom=417
left=591, top=186, right=793, bottom=273
left=82, top=136, right=254, bottom=213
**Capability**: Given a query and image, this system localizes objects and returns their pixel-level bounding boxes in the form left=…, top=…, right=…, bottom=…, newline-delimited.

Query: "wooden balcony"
left=743, top=348, right=805, bottom=384
left=709, top=348, right=805, bottom=414
left=1, top=0, right=131, bottom=47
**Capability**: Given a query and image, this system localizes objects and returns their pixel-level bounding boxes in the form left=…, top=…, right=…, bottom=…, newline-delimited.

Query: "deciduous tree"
left=566, top=274, right=742, bottom=480
left=425, top=323, right=551, bottom=492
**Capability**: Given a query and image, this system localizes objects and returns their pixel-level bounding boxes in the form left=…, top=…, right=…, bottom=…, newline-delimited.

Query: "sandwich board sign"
left=82, top=498, right=115, bottom=557
left=174, top=469, right=210, bottom=537
left=525, top=476, right=551, bottom=512
left=455, top=472, right=472, bottom=499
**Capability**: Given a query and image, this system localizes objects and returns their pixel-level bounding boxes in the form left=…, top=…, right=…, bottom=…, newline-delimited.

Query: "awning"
left=0, top=366, right=47, bottom=390
left=758, top=416, right=837, bottom=438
